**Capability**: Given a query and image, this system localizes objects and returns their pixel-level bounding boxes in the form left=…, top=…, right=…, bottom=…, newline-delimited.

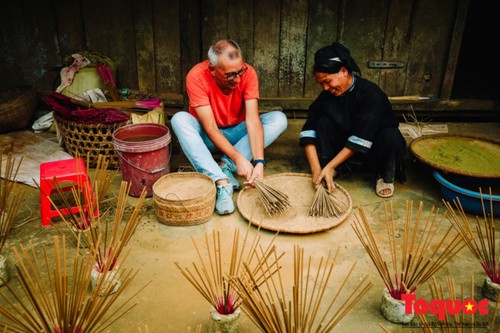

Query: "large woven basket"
left=152, top=172, right=215, bottom=226
left=54, top=113, right=129, bottom=168
left=0, top=86, right=38, bottom=134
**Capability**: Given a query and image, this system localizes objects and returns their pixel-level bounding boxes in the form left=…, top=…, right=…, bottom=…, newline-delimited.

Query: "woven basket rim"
left=53, top=112, right=128, bottom=168
left=237, top=172, right=353, bottom=234
left=153, top=172, right=215, bottom=202
left=410, top=134, right=500, bottom=178
left=0, top=85, right=36, bottom=105
left=0, top=86, right=38, bottom=133
left=54, top=112, right=130, bottom=127
left=153, top=172, right=216, bottom=226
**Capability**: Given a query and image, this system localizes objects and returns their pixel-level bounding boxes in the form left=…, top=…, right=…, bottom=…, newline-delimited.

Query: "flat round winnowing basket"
left=410, top=134, right=500, bottom=178
left=0, top=86, right=38, bottom=134
left=152, top=172, right=216, bottom=226
left=54, top=113, right=129, bottom=168
left=237, top=173, right=352, bottom=234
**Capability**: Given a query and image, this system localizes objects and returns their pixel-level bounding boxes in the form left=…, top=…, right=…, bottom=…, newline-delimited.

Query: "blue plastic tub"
left=433, top=170, right=500, bottom=215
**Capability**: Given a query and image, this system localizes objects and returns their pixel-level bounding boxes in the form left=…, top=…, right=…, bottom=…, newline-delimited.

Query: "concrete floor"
left=2, top=119, right=500, bottom=332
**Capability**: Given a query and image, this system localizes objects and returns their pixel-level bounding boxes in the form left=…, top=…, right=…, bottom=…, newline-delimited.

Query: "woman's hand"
left=312, top=169, right=322, bottom=190
left=316, top=166, right=336, bottom=192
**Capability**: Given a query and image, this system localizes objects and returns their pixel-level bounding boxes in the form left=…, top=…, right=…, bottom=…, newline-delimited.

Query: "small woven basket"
left=152, top=172, right=215, bottom=226
left=0, top=86, right=38, bottom=134
left=54, top=113, right=129, bottom=168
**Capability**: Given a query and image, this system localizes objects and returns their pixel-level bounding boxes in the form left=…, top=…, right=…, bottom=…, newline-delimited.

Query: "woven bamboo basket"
left=0, top=86, right=38, bottom=134
left=152, top=172, right=216, bottom=226
left=54, top=113, right=129, bottom=168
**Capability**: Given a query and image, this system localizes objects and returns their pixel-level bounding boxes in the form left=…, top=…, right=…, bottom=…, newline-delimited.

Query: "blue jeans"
left=171, top=110, right=287, bottom=182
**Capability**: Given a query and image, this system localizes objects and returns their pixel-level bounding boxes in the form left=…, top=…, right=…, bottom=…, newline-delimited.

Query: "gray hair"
left=208, top=39, right=242, bottom=66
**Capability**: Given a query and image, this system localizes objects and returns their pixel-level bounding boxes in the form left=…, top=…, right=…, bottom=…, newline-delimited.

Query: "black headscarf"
left=313, top=42, right=362, bottom=76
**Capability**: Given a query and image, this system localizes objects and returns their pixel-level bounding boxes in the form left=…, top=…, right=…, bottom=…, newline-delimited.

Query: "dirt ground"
left=2, top=119, right=500, bottom=332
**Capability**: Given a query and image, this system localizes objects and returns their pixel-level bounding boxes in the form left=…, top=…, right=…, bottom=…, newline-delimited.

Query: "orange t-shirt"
left=186, top=60, right=259, bottom=128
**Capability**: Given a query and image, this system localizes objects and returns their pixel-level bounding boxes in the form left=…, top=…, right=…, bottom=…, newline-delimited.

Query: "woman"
left=299, top=42, right=406, bottom=197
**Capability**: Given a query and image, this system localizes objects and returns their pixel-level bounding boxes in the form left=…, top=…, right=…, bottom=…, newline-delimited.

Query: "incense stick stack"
left=0, top=236, right=149, bottom=332
left=96, top=63, right=120, bottom=101
left=88, top=153, right=118, bottom=205
left=38, top=178, right=147, bottom=277
left=309, top=185, right=348, bottom=218
left=253, top=178, right=291, bottom=216
left=0, top=154, right=24, bottom=254
left=352, top=201, right=465, bottom=300
left=443, top=192, right=499, bottom=284
left=175, top=224, right=282, bottom=316
left=228, top=245, right=372, bottom=332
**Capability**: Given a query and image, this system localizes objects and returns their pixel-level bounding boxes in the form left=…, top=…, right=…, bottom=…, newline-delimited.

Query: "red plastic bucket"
left=112, top=123, right=171, bottom=197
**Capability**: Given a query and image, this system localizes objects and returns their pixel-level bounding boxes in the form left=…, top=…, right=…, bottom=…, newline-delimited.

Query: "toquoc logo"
left=401, top=294, right=489, bottom=320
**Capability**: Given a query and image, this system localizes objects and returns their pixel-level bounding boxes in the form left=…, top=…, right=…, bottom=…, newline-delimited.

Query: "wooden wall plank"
left=179, top=0, right=201, bottom=102
left=279, top=0, right=308, bottom=97
left=404, top=0, right=457, bottom=97
left=340, top=0, right=388, bottom=84
left=304, top=0, right=339, bottom=98
left=153, top=0, right=181, bottom=93
left=53, top=0, right=85, bottom=59
left=253, top=0, right=281, bottom=97
left=228, top=0, right=254, bottom=65
left=201, top=0, right=228, bottom=55
left=0, top=0, right=488, bottom=112
left=82, top=0, right=137, bottom=89
left=379, top=0, right=414, bottom=96
left=0, top=0, right=60, bottom=90
left=441, top=0, right=469, bottom=99
left=134, top=1, right=156, bottom=92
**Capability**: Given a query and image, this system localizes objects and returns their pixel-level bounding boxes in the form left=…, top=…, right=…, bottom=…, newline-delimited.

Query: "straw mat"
left=237, top=173, right=352, bottom=234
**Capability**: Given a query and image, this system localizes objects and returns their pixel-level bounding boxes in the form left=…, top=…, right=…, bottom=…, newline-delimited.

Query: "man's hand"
left=248, top=163, right=264, bottom=183
left=235, top=156, right=254, bottom=180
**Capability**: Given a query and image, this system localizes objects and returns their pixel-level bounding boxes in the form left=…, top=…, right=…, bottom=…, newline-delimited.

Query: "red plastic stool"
left=39, top=158, right=97, bottom=227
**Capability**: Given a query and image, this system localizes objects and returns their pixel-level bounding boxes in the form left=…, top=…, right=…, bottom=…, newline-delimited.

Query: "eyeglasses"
left=216, top=64, right=248, bottom=81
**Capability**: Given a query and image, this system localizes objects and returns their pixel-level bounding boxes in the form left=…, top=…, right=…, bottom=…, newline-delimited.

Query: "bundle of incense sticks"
left=37, top=178, right=147, bottom=273
left=253, top=178, right=291, bottom=216
left=96, top=63, right=120, bottom=101
left=0, top=154, right=24, bottom=253
left=87, top=153, right=118, bottom=204
left=418, top=275, right=478, bottom=332
left=175, top=224, right=282, bottom=315
left=443, top=191, right=499, bottom=283
left=309, top=185, right=348, bottom=218
left=228, top=245, right=372, bottom=332
left=352, top=201, right=465, bottom=300
left=0, top=236, right=149, bottom=332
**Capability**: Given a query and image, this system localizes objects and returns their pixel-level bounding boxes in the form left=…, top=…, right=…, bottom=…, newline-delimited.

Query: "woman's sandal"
left=376, top=178, right=394, bottom=198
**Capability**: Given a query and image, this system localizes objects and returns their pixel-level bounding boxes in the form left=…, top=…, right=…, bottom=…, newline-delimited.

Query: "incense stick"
left=36, top=176, right=147, bottom=276
left=443, top=192, right=499, bottom=283
left=228, top=245, right=372, bottom=332
left=352, top=201, right=465, bottom=300
left=0, top=154, right=24, bottom=254
left=253, top=179, right=291, bottom=216
left=88, top=153, right=118, bottom=205
left=0, top=236, right=150, bottom=332
left=309, top=185, right=348, bottom=218
left=175, top=223, right=282, bottom=315
left=418, top=275, right=483, bottom=331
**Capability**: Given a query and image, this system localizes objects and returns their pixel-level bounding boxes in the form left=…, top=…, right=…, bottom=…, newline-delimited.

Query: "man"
left=171, top=39, right=287, bottom=215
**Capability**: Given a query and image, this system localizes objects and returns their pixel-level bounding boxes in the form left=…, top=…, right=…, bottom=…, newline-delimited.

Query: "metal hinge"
left=368, top=61, right=405, bottom=69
